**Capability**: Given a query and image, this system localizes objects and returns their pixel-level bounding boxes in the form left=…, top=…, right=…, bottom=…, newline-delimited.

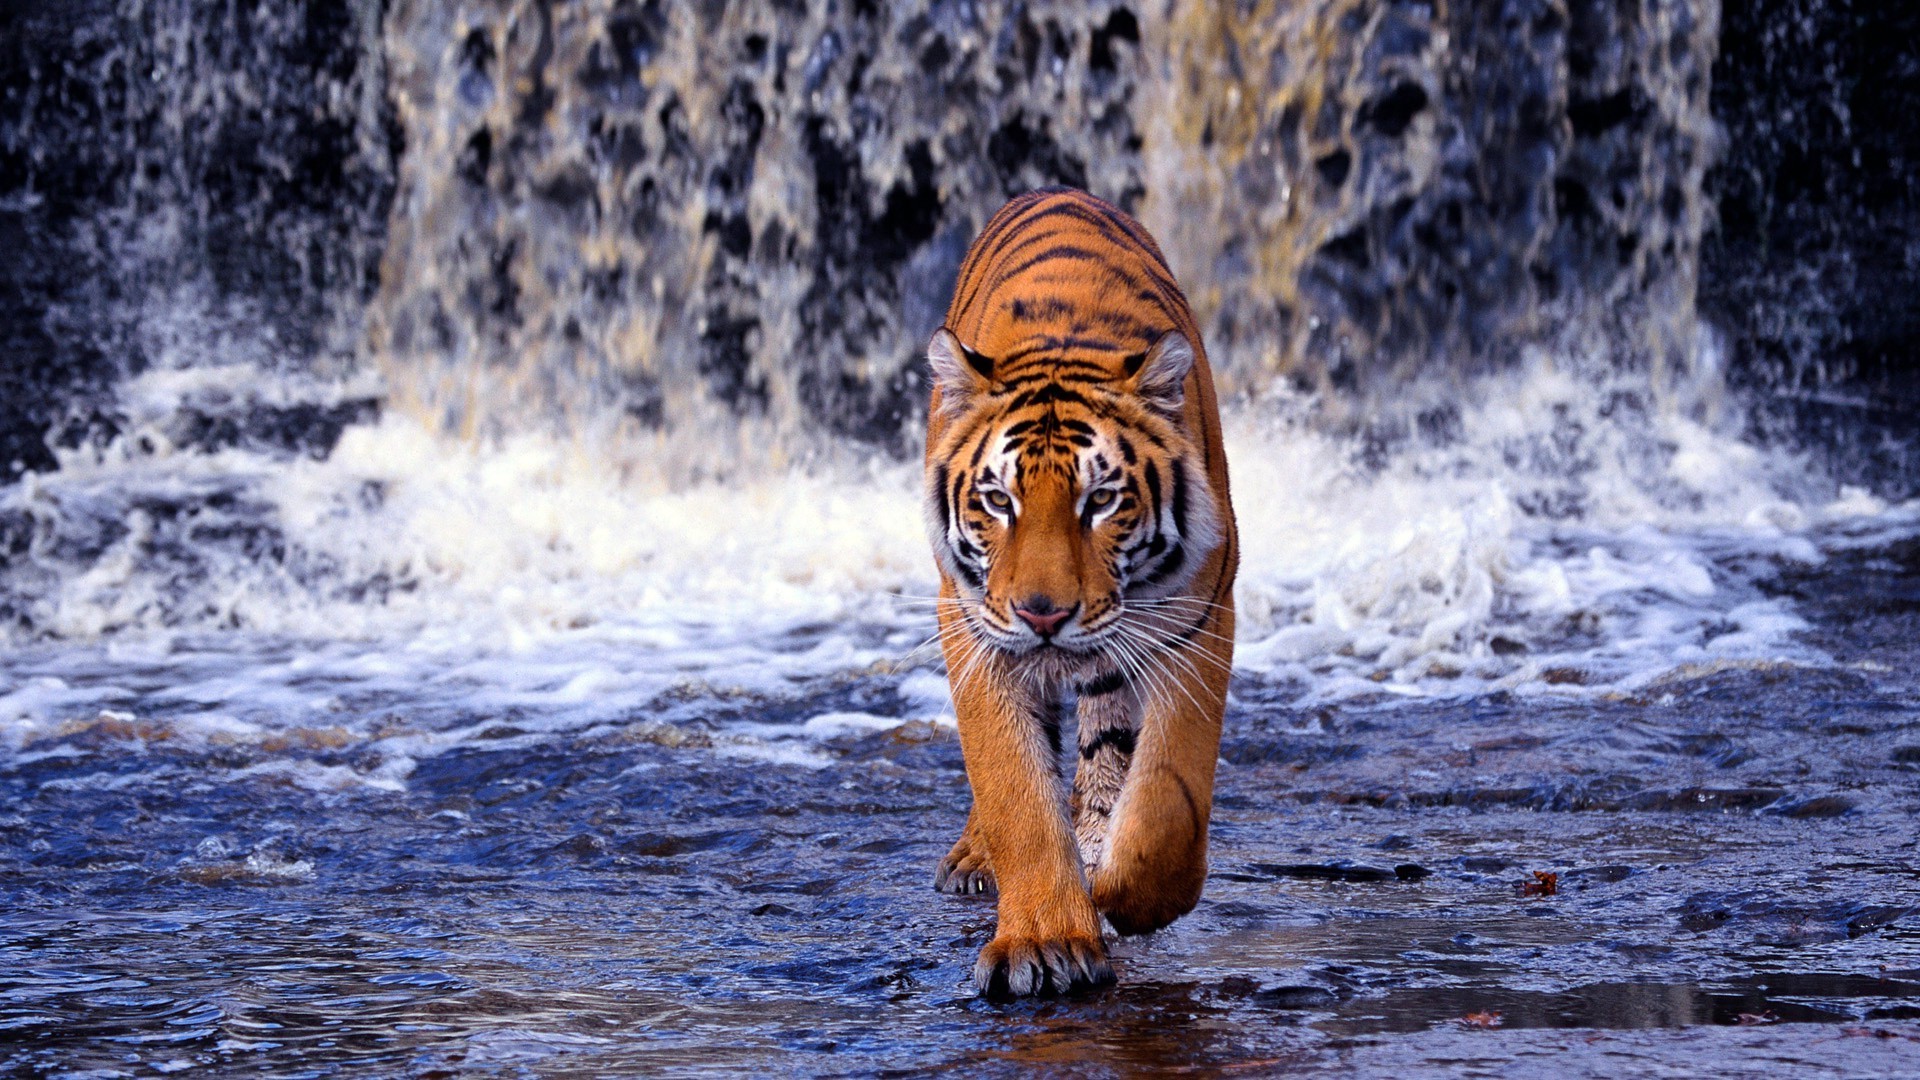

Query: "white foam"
left=5, top=348, right=1919, bottom=775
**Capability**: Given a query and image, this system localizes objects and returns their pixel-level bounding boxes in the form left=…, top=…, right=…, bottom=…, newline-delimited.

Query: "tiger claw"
left=974, top=932, right=1113, bottom=999
left=933, top=855, right=997, bottom=896
left=935, top=834, right=997, bottom=896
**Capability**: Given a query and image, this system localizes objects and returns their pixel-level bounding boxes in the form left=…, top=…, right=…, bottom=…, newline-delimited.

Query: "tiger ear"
left=927, top=327, right=995, bottom=413
left=1123, top=331, right=1194, bottom=411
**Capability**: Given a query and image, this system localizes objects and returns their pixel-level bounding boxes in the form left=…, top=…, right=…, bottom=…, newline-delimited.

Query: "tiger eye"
left=984, top=490, right=1012, bottom=511
left=1087, top=489, right=1115, bottom=509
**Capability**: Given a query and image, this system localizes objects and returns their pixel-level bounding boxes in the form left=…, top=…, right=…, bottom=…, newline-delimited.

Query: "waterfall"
left=0, top=0, right=1913, bottom=690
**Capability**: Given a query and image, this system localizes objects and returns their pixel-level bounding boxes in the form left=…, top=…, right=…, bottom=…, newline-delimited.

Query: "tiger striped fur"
left=922, top=188, right=1239, bottom=997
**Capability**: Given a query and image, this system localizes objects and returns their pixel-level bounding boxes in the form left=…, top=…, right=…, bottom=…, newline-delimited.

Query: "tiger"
left=922, top=187, right=1239, bottom=997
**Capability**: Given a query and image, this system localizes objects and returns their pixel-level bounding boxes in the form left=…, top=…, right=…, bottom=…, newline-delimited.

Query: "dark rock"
left=1623, top=787, right=1788, bottom=812
left=1244, top=861, right=1400, bottom=884
left=1764, top=794, right=1856, bottom=819
left=1252, top=984, right=1342, bottom=1009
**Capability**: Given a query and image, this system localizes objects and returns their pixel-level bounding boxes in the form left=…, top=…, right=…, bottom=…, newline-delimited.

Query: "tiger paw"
left=934, top=834, right=996, bottom=896
left=972, top=931, right=1114, bottom=998
left=1092, top=866, right=1204, bottom=937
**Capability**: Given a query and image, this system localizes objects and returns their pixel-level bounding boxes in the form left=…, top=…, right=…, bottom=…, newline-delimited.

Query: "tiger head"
left=923, top=327, right=1224, bottom=658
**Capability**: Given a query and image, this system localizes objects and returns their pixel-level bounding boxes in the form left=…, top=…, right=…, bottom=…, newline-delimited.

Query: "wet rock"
left=1236, top=861, right=1417, bottom=884
left=1676, top=891, right=1914, bottom=942
left=1623, top=787, right=1788, bottom=813
left=1216, top=974, right=1351, bottom=1010
left=1764, top=794, right=1856, bottom=819
left=169, top=398, right=382, bottom=461
left=607, top=720, right=713, bottom=749
left=1252, top=984, right=1343, bottom=1009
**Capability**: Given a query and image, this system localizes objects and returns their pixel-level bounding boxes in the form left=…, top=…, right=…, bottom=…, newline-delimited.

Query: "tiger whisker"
left=1111, top=623, right=1213, bottom=718
left=1120, top=601, right=1240, bottom=649
left=1121, top=614, right=1240, bottom=652
left=1107, top=630, right=1173, bottom=719
left=1127, top=595, right=1235, bottom=613
left=1120, top=625, right=1237, bottom=680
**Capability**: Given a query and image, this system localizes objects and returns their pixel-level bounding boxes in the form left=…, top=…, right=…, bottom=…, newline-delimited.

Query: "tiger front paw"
left=1092, top=861, right=1205, bottom=937
left=934, top=834, right=996, bottom=896
left=972, top=931, right=1113, bottom=998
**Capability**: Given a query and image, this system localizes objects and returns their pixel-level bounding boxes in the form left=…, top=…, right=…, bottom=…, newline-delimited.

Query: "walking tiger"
left=922, top=187, right=1238, bottom=996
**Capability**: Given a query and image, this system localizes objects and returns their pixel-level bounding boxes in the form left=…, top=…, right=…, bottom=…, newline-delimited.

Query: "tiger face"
left=924, top=327, right=1223, bottom=660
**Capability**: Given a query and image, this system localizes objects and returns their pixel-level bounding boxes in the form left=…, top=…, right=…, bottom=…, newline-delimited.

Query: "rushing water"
left=4, top=0, right=1920, bottom=1075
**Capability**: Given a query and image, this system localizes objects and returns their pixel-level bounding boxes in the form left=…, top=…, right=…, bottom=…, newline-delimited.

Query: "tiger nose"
left=1013, top=598, right=1073, bottom=636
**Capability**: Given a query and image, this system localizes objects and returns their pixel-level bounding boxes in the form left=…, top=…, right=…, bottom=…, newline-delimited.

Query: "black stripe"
left=1079, top=670, right=1125, bottom=697
left=1000, top=339, right=1116, bottom=368
left=951, top=194, right=1055, bottom=317
left=1090, top=308, right=1158, bottom=343
left=991, top=367, right=1111, bottom=390
left=1142, top=542, right=1185, bottom=585
left=1037, top=701, right=1063, bottom=759
left=1066, top=190, right=1175, bottom=273
left=984, top=225, right=1078, bottom=274
left=947, top=463, right=967, bottom=533
left=995, top=244, right=1106, bottom=287
left=1019, top=192, right=1181, bottom=291
left=1171, top=462, right=1190, bottom=537
left=953, top=556, right=981, bottom=591
left=1008, top=382, right=1093, bottom=411
left=1013, top=202, right=1147, bottom=275
left=1171, top=771, right=1203, bottom=840
left=1008, top=296, right=1075, bottom=322
left=1051, top=334, right=1134, bottom=355
left=932, top=463, right=951, bottom=536
left=1080, top=726, right=1136, bottom=759
left=967, top=423, right=991, bottom=471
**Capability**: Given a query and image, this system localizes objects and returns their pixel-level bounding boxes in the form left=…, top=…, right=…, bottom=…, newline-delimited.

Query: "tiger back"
left=921, top=187, right=1238, bottom=997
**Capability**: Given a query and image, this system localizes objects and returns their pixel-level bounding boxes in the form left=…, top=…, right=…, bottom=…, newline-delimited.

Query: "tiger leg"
left=1070, top=673, right=1138, bottom=873
left=934, top=809, right=995, bottom=896
left=1090, top=610, right=1234, bottom=936
left=942, top=613, right=1111, bottom=996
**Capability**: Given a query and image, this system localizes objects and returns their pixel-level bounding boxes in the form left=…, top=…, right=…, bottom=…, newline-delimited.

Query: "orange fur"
left=923, top=188, right=1238, bottom=996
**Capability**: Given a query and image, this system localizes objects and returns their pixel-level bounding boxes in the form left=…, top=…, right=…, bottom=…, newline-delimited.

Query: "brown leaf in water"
left=1736, top=1010, right=1779, bottom=1026
left=1516, top=870, right=1559, bottom=897
left=1459, top=1011, right=1504, bottom=1028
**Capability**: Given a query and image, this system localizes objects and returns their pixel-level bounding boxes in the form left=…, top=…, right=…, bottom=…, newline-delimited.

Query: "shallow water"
left=7, top=603, right=1920, bottom=1075
left=6, top=355, right=1920, bottom=1075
